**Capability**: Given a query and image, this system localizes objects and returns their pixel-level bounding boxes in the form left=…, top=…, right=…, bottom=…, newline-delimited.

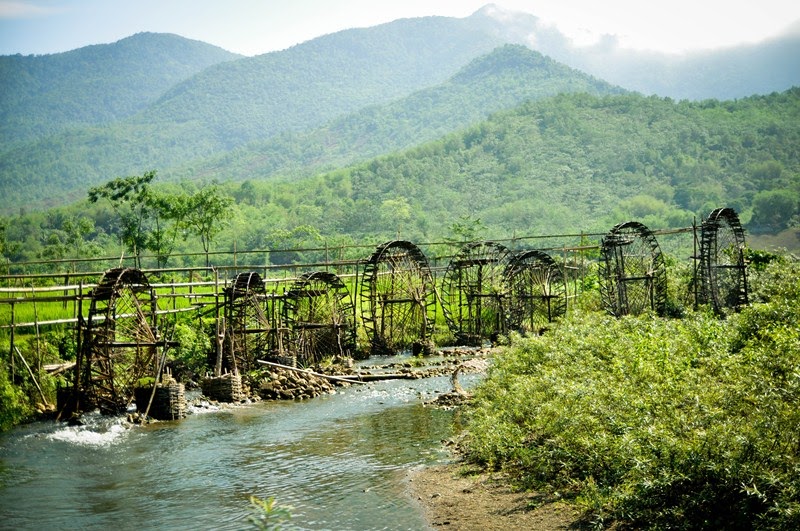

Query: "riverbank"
left=405, top=352, right=587, bottom=530
left=406, top=461, right=585, bottom=530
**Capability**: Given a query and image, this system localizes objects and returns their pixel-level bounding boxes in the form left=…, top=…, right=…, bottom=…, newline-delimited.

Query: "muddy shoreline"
left=406, top=462, right=585, bottom=530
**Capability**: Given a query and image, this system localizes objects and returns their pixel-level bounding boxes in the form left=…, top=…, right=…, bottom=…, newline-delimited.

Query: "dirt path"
left=406, top=463, right=586, bottom=530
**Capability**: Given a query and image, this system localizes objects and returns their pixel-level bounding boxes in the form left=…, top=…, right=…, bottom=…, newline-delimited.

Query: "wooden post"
left=72, top=281, right=84, bottom=415
left=9, top=301, right=15, bottom=382
left=580, top=232, right=586, bottom=297
left=214, top=270, right=223, bottom=378
left=693, top=216, right=699, bottom=310
left=353, top=259, right=360, bottom=356
left=31, top=284, right=42, bottom=371
left=563, top=244, right=569, bottom=302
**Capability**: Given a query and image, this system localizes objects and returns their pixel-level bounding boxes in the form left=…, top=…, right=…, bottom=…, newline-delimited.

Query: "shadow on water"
left=0, top=374, right=476, bottom=530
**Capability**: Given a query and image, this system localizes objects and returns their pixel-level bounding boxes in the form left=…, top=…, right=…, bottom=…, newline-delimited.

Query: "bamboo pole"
left=142, top=344, right=170, bottom=420
left=14, top=346, right=49, bottom=406
left=214, top=270, right=223, bottom=377
left=72, top=281, right=85, bottom=417
left=256, top=359, right=366, bottom=385
left=31, top=284, right=42, bottom=371
left=9, top=301, right=15, bottom=377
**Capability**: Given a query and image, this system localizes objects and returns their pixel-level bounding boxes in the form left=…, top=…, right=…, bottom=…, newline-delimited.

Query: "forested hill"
left=176, top=45, right=625, bottom=183
left=135, top=14, right=516, bottom=143
left=2, top=6, right=799, bottom=216
left=0, top=42, right=622, bottom=213
left=4, top=89, right=796, bottom=266
left=221, top=89, right=799, bottom=246
left=0, top=14, right=519, bottom=213
left=0, top=33, right=240, bottom=144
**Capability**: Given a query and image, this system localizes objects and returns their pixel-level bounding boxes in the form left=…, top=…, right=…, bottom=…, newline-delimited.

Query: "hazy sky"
left=1, top=0, right=799, bottom=57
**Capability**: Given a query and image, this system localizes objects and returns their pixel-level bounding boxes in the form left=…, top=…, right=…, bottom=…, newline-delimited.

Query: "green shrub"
left=0, top=362, right=32, bottom=431
left=464, top=257, right=800, bottom=529
left=248, top=496, right=293, bottom=530
left=169, top=319, right=212, bottom=380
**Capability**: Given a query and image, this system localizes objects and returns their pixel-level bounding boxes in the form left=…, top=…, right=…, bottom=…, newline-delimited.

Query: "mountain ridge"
left=174, top=44, right=625, bottom=184
left=0, top=32, right=241, bottom=145
left=1, top=7, right=799, bottom=215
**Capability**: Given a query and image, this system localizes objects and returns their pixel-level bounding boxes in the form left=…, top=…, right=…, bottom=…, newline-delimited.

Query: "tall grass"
left=464, top=257, right=799, bottom=529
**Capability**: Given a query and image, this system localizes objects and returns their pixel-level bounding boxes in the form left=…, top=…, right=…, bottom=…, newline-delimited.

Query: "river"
left=0, top=372, right=474, bottom=530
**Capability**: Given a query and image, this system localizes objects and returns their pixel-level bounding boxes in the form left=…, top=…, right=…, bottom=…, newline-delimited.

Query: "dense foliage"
left=0, top=362, right=31, bottom=431
left=0, top=17, right=518, bottom=212
left=174, top=45, right=623, bottom=185
left=464, top=257, right=800, bottom=528
left=0, top=32, right=239, bottom=145
left=2, top=89, right=799, bottom=268
left=3, top=12, right=798, bottom=214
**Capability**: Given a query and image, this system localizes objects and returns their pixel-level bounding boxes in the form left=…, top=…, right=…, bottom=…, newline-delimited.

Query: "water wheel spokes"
left=441, top=241, right=513, bottom=345
left=361, top=241, right=436, bottom=355
left=504, top=249, right=567, bottom=333
left=699, top=207, right=748, bottom=315
left=599, top=221, right=667, bottom=317
left=283, top=271, right=356, bottom=366
left=224, top=272, right=271, bottom=374
left=80, top=268, right=162, bottom=413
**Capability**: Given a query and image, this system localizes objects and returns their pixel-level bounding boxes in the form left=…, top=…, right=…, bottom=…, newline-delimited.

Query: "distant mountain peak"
left=452, top=44, right=547, bottom=80
left=470, top=3, right=527, bottom=20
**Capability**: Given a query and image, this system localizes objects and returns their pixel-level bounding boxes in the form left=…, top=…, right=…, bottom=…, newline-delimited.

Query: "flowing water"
left=0, top=373, right=476, bottom=530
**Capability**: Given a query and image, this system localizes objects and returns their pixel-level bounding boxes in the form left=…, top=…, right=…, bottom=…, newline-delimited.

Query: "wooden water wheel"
left=223, top=272, right=272, bottom=374
left=699, top=207, right=748, bottom=314
left=599, top=221, right=667, bottom=317
left=360, top=241, right=436, bottom=355
left=441, top=241, right=513, bottom=345
left=283, top=271, right=356, bottom=366
left=504, top=249, right=567, bottom=333
left=76, top=268, right=166, bottom=413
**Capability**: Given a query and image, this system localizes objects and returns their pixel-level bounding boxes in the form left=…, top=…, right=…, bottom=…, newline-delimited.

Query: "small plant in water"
left=248, top=495, right=293, bottom=530
left=406, top=354, right=427, bottom=368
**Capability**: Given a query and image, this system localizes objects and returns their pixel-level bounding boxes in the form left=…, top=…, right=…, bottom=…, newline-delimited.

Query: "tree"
left=146, top=191, right=188, bottom=268
left=446, top=215, right=486, bottom=244
left=183, top=184, right=233, bottom=267
left=63, top=216, right=100, bottom=259
left=88, top=170, right=157, bottom=268
left=751, top=189, right=798, bottom=231
left=380, top=197, right=412, bottom=238
left=263, top=225, right=322, bottom=265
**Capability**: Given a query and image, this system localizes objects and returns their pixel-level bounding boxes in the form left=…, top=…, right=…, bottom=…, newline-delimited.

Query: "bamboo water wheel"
left=223, top=272, right=272, bottom=374
left=441, top=241, right=513, bottom=345
left=699, top=207, right=748, bottom=314
left=599, top=221, right=667, bottom=317
left=283, top=271, right=356, bottom=366
left=504, top=249, right=567, bottom=333
left=76, top=268, right=166, bottom=413
left=360, top=241, right=436, bottom=355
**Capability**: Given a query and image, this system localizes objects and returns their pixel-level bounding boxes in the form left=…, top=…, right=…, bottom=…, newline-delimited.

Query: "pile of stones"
left=254, top=367, right=336, bottom=400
